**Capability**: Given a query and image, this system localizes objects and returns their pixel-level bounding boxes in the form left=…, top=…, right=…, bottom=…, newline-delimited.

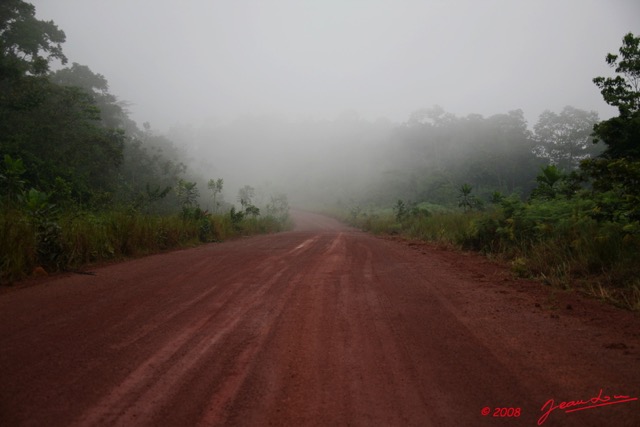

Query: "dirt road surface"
left=1, top=210, right=639, bottom=426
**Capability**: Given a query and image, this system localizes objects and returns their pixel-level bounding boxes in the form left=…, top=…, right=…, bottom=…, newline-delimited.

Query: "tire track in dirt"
left=1, top=211, right=639, bottom=426
left=74, top=269, right=286, bottom=425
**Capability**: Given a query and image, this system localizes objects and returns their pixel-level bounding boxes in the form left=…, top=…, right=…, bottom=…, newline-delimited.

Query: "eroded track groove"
left=1, top=211, right=639, bottom=426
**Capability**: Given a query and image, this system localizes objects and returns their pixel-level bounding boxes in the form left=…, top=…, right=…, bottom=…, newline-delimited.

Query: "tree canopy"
left=533, top=106, right=601, bottom=170
left=581, top=32, right=640, bottom=225
left=0, top=0, right=66, bottom=77
left=592, top=32, right=640, bottom=159
left=0, top=1, right=194, bottom=211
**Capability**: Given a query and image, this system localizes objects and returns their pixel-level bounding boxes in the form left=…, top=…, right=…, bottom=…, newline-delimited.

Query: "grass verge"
left=339, top=204, right=640, bottom=311
left=0, top=209, right=292, bottom=284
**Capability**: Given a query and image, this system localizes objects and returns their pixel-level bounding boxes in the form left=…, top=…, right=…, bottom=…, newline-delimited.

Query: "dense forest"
left=1, top=2, right=639, bottom=309
left=0, top=1, right=291, bottom=283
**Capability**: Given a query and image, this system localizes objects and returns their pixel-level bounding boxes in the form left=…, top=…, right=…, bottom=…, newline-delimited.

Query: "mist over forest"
left=6, top=0, right=635, bottom=210
left=18, top=0, right=636, bottom=210
left=164, top=104, right=604, bottom=211
left=166, top=113, right=391, bottom=207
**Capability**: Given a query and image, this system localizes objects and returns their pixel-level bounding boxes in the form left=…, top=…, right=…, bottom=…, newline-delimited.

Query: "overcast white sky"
left=32, top=0, right=640, bottom=130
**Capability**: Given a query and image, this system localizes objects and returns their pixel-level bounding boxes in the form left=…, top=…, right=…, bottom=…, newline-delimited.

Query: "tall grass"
left=0, top=209, right=292, bottom=284
left=0, top=210, right=37, bottom=282
left=344, top=201, right=640, bottom=310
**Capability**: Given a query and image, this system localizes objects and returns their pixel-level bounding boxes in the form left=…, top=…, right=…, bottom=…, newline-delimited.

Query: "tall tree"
left=592, top=32, right=640, bottom=159
left=476, top=109, right=539, bottom=194
left=0, top=0, right=66, bottom=77
left=533, top=106, right=601, bottom=171
left=207, top=178, right=224, bottom=212
left=1, top=79, right=125, bottom=203
left=1, top=2, right=124, bottom=206
left=582, top=33, right=640, bottom=224
left=238, top=185, right=255, bottom=209
left=115, top=124, right=187, bottom=213
left=50, top=63, right=134, bottom=130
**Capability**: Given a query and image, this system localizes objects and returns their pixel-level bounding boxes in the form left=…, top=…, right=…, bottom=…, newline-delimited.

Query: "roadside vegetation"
left=336, top=33, right=640, bottom=310
left=341, top=191, right=639, bottom=310
left=2, top=1, right=638, bottom=313
left=0, top=2, right=291, bottom=284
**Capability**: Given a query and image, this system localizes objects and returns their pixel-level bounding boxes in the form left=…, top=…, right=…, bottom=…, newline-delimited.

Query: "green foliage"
left=18, top=188, right=64, bottom=270
left=364, top=108, right=541, bottom=207
left=530, top=165, right=565, bottom=200
left=357, top=213, right=399, bottom=235
left=1, top=77, right=125, bottom=206
left=176, top=179, right=199, bottom=211
left=334, top=34, right=640, bottom=309
left=0, top=0, right=67, bottom=76
left=581, top=158, right=640, bottom=223
left=22, top=188, right=53, bottom=216
left=0, top=153, right=66, bottom=271
left=50, top=62, right=109, bottom=94
left=591, top=113, right=640, bottom=160
left=2, top=6, right=186, bottom=212
left=115, top=129, right=186, bottom=214
left=409, top=203, right=431, bottom=218
left=0, top=154, right=26, bottom=204
left=339, top=190, right=640, bottom=309
left=593, top=33, right=640, bottom=119
left=0, top=209, right=36, bottom=282
left=457, top=184, right=483, bottom=212
left=207, top=178, right=224, bottom=212
left=592, top=32, right=640, bottom=159
left=393, top=199, right=431, bottom=225
left=578, top=32, right=640, bottom=241
left=404, top=212, right=474, bottom=245
left=265, top=193, right=291, bottom=224
left=229, top=206, right=244, bottom=229
left=393, top=199, right=407, bottom=222
left=244, top=204, right=260, bottom=217
left=0, top=208, right=293, bottom=284
left=0, top=2, right=295, bottom=284
left=533, top=106, right=601, bottom=170
left=50, top=62, right=132, bottom=129
left=490, top=191, right=505, bottom=204
left=237, top=185, right=255, bottom=209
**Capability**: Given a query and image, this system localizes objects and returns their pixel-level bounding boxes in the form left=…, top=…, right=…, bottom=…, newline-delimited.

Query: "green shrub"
left=340, top=196, right=640, bottom=309
left=1, top=207, right=293, bottom=284
left=0, top=210, right=37, bottom=283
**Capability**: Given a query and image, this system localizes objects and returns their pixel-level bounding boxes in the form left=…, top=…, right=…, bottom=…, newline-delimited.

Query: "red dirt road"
left=1, top=210, right=639, bottom=426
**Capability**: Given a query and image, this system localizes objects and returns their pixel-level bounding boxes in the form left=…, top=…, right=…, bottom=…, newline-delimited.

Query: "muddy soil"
left=1, top=210, right=638, bottom=426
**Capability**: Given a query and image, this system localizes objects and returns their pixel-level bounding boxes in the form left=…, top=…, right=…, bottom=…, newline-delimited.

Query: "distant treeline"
left=167, top=104, right=602, bottom=209
left=338, top=33, right=640, bottom=310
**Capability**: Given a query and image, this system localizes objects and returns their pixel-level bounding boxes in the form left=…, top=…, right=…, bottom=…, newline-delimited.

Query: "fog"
left=30, top=0, right=640, bottom=206
left=33, top=0, right=638, bottom=126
